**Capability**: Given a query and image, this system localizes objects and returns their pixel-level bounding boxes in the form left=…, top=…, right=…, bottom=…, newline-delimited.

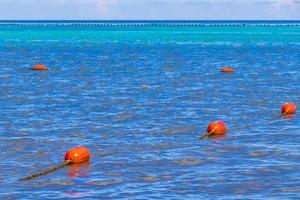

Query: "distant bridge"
left=0, top=22, right=300, bottom=27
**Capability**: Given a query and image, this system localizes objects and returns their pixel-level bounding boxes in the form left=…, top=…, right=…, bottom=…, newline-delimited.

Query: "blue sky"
left=0, top=0, right=300, bottom=20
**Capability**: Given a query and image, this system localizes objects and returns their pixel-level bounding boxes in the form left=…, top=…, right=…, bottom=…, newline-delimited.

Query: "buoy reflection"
left=67, top=161, right=91, bottom=177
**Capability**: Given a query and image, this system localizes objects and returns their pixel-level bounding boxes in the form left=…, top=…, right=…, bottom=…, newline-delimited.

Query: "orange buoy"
left=221, top=67, right=234, bottom=73
left=33, top=65, right=48, bottom=70
left=200, top=121, right=227, bottom=140
left=65, top=146, right=90, bottom=164
left=207, top=121, right=227, bottom=135
left=281, top=102, right=297, bottom=115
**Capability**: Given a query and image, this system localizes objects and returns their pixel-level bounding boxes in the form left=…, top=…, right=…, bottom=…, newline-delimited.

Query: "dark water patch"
left=97, top=152, right=108, bottom=157
left=141, top=176, right=161, bottom=183
left=206, top=153, right=218, bottom=158
left=148, top=144, right=181, bottom=151
left=0, top=194, right=19, bottom=200
left=207, top=145, right=245, bottom=154
left=247, top=150, right=280, bottom=157
left=105, top=173, right=123, bottom=177
left=162, top=176, right=173, bottom=181
left=21, top=179, right=75, bottom=187
left=113, top=112, right=135, bottom=122
left=68, top=133, right=87, bottom=139
left=232, top=181, right=265, bottom=195
left=31, top=151, right=48, bottom=159
left=162, top=126, right=196, bottom=135
left=173, top=158, right=206, bottom=166
left=87, top=179, right=123, bottom=186
left=98, top=134, right=113, bottom=140
left=281, top=188, right=300, bottom=193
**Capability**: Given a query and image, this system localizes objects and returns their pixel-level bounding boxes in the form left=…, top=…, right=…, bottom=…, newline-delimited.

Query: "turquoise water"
left=0, top=23, right=300, bottom=199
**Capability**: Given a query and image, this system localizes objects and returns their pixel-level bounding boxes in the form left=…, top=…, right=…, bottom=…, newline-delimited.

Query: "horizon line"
left=1, top=19, right=300, bottom=21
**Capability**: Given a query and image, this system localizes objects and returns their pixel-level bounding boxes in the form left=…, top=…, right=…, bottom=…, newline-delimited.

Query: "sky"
left=0, top=0, right=300, bottom=20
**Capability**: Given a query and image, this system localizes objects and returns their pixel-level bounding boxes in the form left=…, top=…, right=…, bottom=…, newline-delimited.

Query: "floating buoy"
left=19, top=146, right=90, bottom=181
left=65, top=146, right=91, bottom=164
left=221, top=67, right=234, bottom=73
left=281, top=102, right=297, bottom=115
left=33, top=65, right=48, bottom=70
left=200, top=121, right=227, bottom=140
left=207, top=121, right=227, bottom=134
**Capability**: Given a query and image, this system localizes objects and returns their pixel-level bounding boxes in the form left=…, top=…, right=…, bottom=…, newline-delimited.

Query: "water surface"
left=0, top=23, right=300, bottom=199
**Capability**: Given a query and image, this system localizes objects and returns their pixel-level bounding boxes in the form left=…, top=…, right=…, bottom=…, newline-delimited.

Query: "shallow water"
left=0, top=24, right=300, bottom=199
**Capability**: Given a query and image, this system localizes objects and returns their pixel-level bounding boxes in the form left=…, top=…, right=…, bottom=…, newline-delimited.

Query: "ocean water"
left=0, top=22, right=300, bottom=199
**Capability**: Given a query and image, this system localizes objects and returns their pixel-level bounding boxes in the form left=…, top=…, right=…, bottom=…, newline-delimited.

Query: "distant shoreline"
left=1, top=20, right=300, bottom=27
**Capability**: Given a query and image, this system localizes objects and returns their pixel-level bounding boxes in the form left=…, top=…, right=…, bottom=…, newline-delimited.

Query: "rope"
left=276, top=108, right=290, bottom=119
left=19, top=160, right=72, bottom=181
left=199, top=127, right=218, bottom=140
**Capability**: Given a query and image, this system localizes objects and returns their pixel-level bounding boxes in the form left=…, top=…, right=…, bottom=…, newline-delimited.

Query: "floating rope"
left=19, top=160, right=72, bottom=181
left=199, top=127, right=218, bottom=140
